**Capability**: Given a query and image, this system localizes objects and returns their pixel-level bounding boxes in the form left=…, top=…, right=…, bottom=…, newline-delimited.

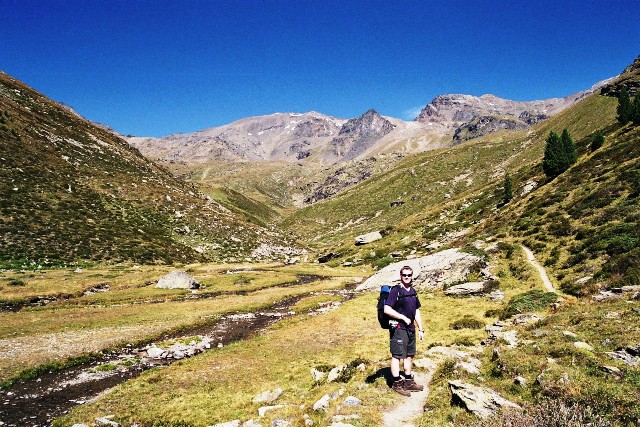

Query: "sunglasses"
left=401, top=273, right=412, bottom=277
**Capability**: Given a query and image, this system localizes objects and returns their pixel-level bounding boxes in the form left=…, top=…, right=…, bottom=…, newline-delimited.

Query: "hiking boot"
left=404, top=377, right=424, bottom=392
left=391, top=379, right=411, bottom=396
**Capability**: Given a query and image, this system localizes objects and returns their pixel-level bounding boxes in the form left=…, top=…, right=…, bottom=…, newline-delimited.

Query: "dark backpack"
left=377, top=284, right=417, bottom=329
left=377, top=285, right=393, bottom=329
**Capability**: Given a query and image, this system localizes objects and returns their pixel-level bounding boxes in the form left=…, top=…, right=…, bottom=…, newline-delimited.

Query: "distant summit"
left=329, top=109, right=396, bottom=161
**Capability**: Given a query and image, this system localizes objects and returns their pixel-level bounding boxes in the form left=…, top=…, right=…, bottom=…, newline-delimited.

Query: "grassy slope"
left=0, top=73, right=295, bottom=266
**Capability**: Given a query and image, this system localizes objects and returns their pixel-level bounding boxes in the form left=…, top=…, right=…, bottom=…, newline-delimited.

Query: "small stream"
left=0, top=288, right=356, bottom=426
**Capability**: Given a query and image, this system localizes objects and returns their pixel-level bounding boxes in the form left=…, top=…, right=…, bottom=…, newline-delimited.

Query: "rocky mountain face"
left=415, top=80, right=612, bottom=139
left=129, top=112, right=346, bottom=164
left=0, top=72, right=299, bottom=266
left=328, top=109, right=395, bottom=161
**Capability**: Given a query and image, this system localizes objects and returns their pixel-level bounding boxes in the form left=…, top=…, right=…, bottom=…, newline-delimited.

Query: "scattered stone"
left=512, top=314, right=542, bottom=325
left=448, top=380, right=521, bottom=418
left=242, top=420, right=262, bottom=427
left=95, top=417, right=120, bottom=427
left=252, top=388, right=283, bottom=404
left=487, top=290, right=504, bottom=301
left=318, top=252, right=338, bottom=263
left=354, top=231, right=383, bottom=245
left=327, top=365, right=345, bottom=382
left=456, top=358, right=482, bottom=375
left=563, top=331, right=578, bottom=338
left=209, top=421, right=241, bottom=427
left=444, top=282, right=485, bottom=296
left=156, top=270, right=200, bottom=289
left=72, top=424, right=89, bottom=427
left=604, top=311, right=621, bottom=319
left=607, top=348, right=640, bottom=366
left=270, top=419, right=290, bottom=427
left=514, top=376, right=528, bottom=387
left=598, top=366, right=622, bottom=378
left=343, top=396, right=362, bottom=406
left=413, top=357, right=438, bottom=370
left=258, top=405, right=284, bottom=418
left=310, top=368, right=326, bottom=382
left=574, top=342, right=594, bottom=352
left=313, top=394, right=331, bottom=411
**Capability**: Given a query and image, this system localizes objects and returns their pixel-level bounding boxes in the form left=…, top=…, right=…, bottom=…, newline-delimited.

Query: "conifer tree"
left=561, top=128, right=577, bottom=165
left=632, top=92, right=640, bottom=126
left=591, top=130, right=605, bottom=152
left=617, top=87, right=632, bottom=123
left=543, top=131, right=565, bottom=178
left=503, top=173, right=513, bottom=204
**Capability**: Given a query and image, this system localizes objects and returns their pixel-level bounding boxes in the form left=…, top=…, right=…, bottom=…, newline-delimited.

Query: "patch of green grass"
left=500, top=290, right=558, bottom=320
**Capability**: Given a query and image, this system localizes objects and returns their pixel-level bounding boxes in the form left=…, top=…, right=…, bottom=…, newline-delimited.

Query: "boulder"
left=343, top=396, right=362, bottom=406
left=448, top=380, right=521, bottom=418
left=512, top=314, right=542, bottom=325
left=156, top=270, right=200, bottom=289
left=487, top=290, right=504, bottom=301
left=252, top=388, right=283, bottom=404
left=598, top=365, right=622, bottom=378
left=354, top=231, right=383, bottom=245
left=327, top=365, right=345, bottom=382
left=310, top=368, right=326, bottom=382
left=95, top=417, right=120, bottom=427
left=356, top=248, right=485, bottom=292
left=573, top=341, right=594, bottom=352
left=444, top=282, right=484, bottom=296
left=313, top=394, right=331, bottom=411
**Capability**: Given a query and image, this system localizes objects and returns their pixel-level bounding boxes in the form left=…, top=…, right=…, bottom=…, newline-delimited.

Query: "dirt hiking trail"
left=522, top=246, right=555, bottom=292
left=382, top=369, right=436, bottom=427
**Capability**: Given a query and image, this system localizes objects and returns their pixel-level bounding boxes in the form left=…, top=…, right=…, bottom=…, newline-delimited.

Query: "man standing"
left=383, top=265, right=425, bottom=396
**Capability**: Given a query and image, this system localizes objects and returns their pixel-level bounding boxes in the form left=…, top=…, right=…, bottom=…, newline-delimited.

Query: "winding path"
left=382, top=369, right=436, bottom=427
left=521, top=246, right=555, bottom=292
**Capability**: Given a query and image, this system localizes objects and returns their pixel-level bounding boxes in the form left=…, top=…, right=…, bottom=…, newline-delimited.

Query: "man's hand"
left=418, top=330, right=424, bottom=341
left=403, top=316, right=411, bottom=325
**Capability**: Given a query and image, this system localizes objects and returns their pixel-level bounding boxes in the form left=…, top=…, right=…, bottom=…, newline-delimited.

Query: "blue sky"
left=2, top=1, right=639, bottom=137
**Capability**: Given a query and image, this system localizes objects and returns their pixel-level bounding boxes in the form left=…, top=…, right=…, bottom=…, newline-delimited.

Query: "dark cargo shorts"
left=390, top=328, right=416, bottom=359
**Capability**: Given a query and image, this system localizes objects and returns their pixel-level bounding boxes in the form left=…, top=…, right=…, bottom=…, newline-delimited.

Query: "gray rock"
left=488, top=290, right=504, bottom=301
left=327, top=365, right=345, bottom=382
left=271, top=419, right=290, bottom=427
left=252, top=388, right=283, bottom=404
left=598, top=366, right=622, bottom=378
left=574, top=342, right=594, bottom=352
left=607, top=350, right=640, bottom=366
left=514, top=376, right=528, bottom=387
left=356, top=248, right=485, bottom=292
left=455, top=358, right=481, bottom=375
left=414, top=357, right=438, bottom=370
left=354, top=231, right=383, bottom=245
left=242, top=421, right=262, bottom=427
left=156, top=270, right=200, bottom=289
left=95, top=417, right=120, bottom=427
left=209, top=421, right=241, bottom=427
left=563, top=331, right=578, bottom=338
left=313, top=394, right=331, bottom=411
left=310, top=368, right=326, bottom=382
left=444, top=281, right=484, bottom=296
left=512, top=314, right=542, bottom=325
left=343, top=396, right=362, bottom=406
left=448, top=380, right=521, bottom=418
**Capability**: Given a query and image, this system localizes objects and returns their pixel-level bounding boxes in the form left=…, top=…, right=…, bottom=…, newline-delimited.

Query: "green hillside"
left=0, top=73, right=296, bottom=267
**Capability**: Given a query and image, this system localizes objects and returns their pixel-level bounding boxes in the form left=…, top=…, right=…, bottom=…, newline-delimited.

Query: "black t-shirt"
left=385, top=284, right=421, bottom=331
